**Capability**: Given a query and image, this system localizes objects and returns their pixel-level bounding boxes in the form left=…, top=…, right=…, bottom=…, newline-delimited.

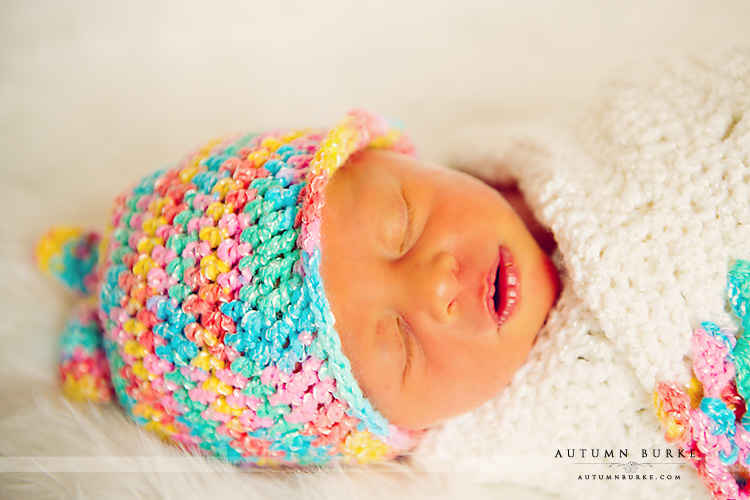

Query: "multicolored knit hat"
left=35, top=110, right=424, bottom=466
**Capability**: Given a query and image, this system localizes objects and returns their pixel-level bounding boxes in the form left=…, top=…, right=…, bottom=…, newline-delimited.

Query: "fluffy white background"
left=2, top=1, right=750, bottom=498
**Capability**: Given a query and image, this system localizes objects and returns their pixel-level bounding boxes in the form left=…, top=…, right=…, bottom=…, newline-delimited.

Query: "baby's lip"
left=485, top=246, right=520, bottom=327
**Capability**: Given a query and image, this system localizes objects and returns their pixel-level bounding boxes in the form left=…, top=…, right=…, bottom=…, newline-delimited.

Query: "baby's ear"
left=439, top=124, right=520, bottom=187
left=35, top=226, right=102, bottom=295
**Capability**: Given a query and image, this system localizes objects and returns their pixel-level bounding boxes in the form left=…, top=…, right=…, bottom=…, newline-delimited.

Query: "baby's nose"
left=411, top=252, right=459, bottom=323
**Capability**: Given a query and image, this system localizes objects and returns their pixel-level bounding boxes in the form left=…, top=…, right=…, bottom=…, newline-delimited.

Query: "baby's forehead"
left=331, top=149, right=476, bottom=201
left=332, top=149, right=433, bottom=185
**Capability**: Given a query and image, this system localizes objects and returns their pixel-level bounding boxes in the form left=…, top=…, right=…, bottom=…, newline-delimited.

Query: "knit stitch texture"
left=35, top=110, right=423, bottom=466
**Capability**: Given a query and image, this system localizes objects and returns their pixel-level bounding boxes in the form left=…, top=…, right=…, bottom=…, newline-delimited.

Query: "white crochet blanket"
left=412, top=47, right=750, bottom=500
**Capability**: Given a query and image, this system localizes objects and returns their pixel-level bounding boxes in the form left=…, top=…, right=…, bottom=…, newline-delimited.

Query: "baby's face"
left=320, top=150, right=560, bottom=429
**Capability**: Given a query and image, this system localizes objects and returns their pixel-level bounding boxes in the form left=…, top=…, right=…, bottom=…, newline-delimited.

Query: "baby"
left=37, top=47, right=750, bottom=500
left=35, top=109, right=558, bottom=466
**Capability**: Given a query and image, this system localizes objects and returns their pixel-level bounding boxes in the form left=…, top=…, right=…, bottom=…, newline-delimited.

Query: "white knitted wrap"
left=412, top=48, right=750, bottom=500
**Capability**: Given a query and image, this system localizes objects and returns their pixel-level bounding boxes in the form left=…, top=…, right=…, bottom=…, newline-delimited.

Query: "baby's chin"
left=518, top=244, right=561, bottom=349
left=534, top=249, right=562, bottom=321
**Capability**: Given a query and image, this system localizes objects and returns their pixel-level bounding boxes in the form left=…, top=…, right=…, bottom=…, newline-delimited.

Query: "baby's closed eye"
left=398, top=187, right=415, bottom=256
left=378, top=183, right=410, bottom=257
left=396, top=315, right=416, bottom=382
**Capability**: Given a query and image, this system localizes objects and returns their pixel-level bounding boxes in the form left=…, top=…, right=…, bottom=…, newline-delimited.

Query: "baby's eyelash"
left=397, top=315, right=414, bottom=381
left=399, top=188, right=413, bottom=255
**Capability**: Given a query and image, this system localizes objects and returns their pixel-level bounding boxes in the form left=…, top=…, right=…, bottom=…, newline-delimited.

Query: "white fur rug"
left=2, top=1, right=750, bottom=499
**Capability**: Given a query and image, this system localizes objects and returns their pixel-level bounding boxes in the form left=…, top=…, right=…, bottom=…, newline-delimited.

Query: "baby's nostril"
left=447, top=299, right=457, bottom=316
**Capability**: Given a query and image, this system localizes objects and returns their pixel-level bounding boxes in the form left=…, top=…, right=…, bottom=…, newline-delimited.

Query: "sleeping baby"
left=36, top=47, right=750, bottom=500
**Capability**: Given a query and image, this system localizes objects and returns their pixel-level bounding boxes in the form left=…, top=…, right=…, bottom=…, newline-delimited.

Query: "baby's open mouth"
left=491, top=246, right=519, bottom=327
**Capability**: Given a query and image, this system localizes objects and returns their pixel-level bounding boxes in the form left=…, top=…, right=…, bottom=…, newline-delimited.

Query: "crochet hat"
left=35, top=110, right=423, bottom=466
